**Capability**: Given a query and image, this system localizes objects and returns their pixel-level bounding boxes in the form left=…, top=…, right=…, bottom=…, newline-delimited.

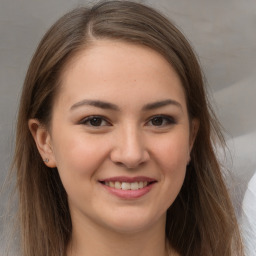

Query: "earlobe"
left=28, top=119, right=56, bottom=168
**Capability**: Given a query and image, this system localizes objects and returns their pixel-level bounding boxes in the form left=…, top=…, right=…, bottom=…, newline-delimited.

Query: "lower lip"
left=100, top=183, right=155, bottom=199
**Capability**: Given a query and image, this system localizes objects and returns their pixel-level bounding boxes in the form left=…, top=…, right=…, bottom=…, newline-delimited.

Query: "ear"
left=28, top=119, right=56, bottom=168
left=187, top=118, right=199, bottom=163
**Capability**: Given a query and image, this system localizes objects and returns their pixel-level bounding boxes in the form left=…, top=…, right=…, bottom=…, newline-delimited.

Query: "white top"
left=242, top=172, right=256, bottom=256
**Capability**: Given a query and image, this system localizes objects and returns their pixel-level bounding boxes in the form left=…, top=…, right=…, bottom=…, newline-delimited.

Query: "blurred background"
left=0, top=0, right=255, bottom=250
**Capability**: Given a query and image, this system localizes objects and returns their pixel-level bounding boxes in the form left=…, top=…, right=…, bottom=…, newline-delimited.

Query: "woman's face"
left=37, top=40, right=197, bottom=234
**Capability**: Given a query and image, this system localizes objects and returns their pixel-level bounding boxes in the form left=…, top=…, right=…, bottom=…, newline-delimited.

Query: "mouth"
left=100, top=180, right=154, bottom=190
left=98, top=176, right=157, bottom=198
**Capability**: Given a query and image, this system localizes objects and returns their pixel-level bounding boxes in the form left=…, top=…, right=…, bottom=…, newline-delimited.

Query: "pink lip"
left=98, top=176, right=157, bottom=199
left=99, top=176, right=156, bottom=183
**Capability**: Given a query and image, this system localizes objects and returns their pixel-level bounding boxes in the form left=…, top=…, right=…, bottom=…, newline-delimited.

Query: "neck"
left=67, top=213, right=174, bottom=256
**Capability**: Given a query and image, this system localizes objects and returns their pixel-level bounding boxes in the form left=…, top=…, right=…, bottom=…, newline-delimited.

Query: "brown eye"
left=151, top=117, right=164, bottom=126
left=79, top=116, right=110, bottom=127
left=89, top=117, right=103, bottom=126
left=147, top=115, right=176, bottom=127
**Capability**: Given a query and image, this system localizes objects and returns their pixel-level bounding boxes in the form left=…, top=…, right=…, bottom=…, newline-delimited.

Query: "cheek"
left=146, top=134, right=189, bottom=216
left=52, top=133, right=109, bottom=180
left=153, top=133, right=190, bottom=174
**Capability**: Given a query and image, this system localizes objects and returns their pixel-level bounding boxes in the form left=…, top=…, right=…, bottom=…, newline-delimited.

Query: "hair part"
left=12, top=1, right=243, bottom=256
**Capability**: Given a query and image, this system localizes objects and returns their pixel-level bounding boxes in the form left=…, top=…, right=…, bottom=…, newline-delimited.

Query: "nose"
left=110, top=126, right=150, bottom=169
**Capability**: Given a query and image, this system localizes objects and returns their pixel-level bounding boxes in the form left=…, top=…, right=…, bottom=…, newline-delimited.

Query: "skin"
left=29, top=40, right=198, bottom=256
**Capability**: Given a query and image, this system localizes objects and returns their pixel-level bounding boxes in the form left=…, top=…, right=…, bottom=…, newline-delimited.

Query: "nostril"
left=111, top=154, right=147, bottom=169
left=114, top=161, right=127, bottom=168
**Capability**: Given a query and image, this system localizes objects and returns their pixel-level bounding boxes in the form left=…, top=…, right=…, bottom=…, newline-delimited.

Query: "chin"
left=100, top=210, right=166, bottom=235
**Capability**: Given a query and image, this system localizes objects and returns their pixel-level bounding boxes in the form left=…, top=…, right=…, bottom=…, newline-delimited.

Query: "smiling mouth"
left=99, top=175, right=157, bottom=191
left=99, top=177, right=157, bottom=199
left=101, top=181, right=152, bottom=190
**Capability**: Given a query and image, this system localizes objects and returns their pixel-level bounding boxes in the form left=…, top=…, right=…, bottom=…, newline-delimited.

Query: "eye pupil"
left=90, top=117, right=102, bottom=126
left=152, top=117, right=163, bottom=126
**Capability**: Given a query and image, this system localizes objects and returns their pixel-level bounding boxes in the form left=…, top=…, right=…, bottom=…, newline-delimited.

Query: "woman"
left=12, top=1, right=243, bottom=255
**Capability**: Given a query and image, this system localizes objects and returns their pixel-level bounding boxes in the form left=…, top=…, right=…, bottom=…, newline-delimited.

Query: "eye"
left=79, top=116, right=111, bottom=127
left=147, top=115, right=176, bottom=127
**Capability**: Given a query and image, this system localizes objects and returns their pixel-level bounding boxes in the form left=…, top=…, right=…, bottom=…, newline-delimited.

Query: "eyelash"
left=79, top=116, right=111, bottom=127
left=146, top=115, right=176, bottom=127
left=79, top=115, right=176, bottom=127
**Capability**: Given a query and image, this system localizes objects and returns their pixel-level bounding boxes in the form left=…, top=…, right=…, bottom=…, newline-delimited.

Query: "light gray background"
left=0, top=0, right=256, bottom=249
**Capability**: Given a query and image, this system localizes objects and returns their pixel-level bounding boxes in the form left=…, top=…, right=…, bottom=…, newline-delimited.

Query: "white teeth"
left=109, top=181, right=115, bottom=188
left=104, top=181, right=149, bottom=190
left=121, top=182, right=131, bottom=190
left=131, top=182, right=139, bottom=190
left=114, top=181, right=121, bottom=189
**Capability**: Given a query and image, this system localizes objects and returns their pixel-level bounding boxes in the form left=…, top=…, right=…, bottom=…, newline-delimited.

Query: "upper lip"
left=99, top=176, right=157, bottom=183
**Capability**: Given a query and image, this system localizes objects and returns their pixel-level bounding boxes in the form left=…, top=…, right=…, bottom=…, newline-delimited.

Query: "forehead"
left=56, top=40, right=187, bottom=111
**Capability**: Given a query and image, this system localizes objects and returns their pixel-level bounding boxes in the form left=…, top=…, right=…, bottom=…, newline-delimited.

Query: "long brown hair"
left=12, top=1, right=243, bottom=255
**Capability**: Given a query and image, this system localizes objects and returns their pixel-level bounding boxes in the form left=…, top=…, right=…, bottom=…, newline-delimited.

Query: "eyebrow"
left=70, top=99, right=182, bottom=111
left=70, top=99, right=120, bottom=111
left=142, top=99, right=182, bottom=111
